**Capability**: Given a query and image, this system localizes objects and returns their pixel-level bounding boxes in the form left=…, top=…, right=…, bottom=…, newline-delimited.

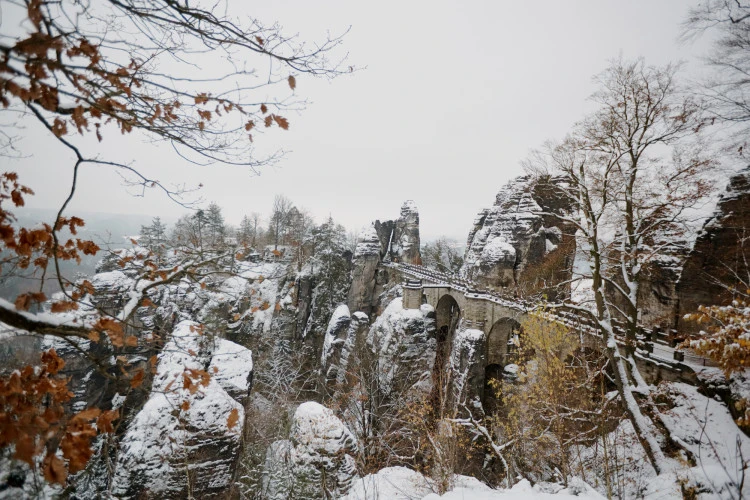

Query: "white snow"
left=209, top=337, right=253, bottom=396
left=575, top=382, right=750, bottom=499
left=219, top=275, right=248, bottom=296
left=355, top=224, right=382, bottom=258
left=292, top=401, right=357, bottom=457
left=369, top=299, right=424, bottom=358
left=342, top=465, right=431, bottom=499
left=427, top=478, right=604, bottom=499
left=401, top=200, right=419, bottom=215
left=657, top=382, right=750, bottom=499
left=289, top=401, right=358, bottom=496
left=342, top=466, right=604, bottom=499
left=91, top=270, right=133, bottom=292
left=481, top=236, right=516, bottom=263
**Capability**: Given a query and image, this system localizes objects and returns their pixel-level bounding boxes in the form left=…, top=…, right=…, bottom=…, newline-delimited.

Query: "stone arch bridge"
left=387, top=262, right=710, bottom=399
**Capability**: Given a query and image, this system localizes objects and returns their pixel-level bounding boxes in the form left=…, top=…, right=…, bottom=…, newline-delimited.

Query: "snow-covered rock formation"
left=367, top=298, right=436, bottom=396
left=263, top=401, right=358, bottom=499
left=348, top=201, right=422, bottom=315
left=677, top=166, right=750, bottom=332
left=450, top=326, right=486, bottom=400
left=320, top=304, right=370, bottom=388
left=386, top=199, right=421, bottom=264
left=112, top=320, right=253, bottom=499
left=348, top=226, right=384, bottom=317
left=461, top=176, right=574, bottom=294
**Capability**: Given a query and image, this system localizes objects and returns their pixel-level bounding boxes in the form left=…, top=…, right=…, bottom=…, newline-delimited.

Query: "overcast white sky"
left=4, top=1, right=712, bottom=242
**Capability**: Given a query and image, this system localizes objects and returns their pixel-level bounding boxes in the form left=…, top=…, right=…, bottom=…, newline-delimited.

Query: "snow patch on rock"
left=355, top=225, right=382, bottom=258
left=321, top=304, right=351, bottom=367
left=481, top=236, right=516, bottom=263
left=209, top=337, right=253, bottom=399
left=367, top=298, right=436, bottom=393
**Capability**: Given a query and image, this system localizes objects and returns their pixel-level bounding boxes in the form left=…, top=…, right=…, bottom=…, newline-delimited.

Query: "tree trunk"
left=604, top=332, right=669, bottom=474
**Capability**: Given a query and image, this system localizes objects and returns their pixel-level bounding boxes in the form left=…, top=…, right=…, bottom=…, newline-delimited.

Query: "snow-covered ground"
left=339, top=379, right=750, bottom=500
left=342, top=466, right=604, bottom=500
left=659, top=382, right=750, bottom=499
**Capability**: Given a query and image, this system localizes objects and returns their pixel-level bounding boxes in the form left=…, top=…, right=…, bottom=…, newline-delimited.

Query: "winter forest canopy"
left=2, top=1, right=750, bottom=499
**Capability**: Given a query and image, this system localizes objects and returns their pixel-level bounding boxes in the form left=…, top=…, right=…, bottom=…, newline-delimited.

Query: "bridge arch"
left=431, top=294, right=461, bottom=408
left=435, top=294, right=461, bottom=365
left=395, top=264, right=708, bottom=403
left=435, top=294, right=461, bottom=336
left=483, top=317, right=522, bottom=409
left=486, top=317, right=521, bottom=366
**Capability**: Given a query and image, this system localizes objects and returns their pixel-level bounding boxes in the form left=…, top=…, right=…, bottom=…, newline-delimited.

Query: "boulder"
left=112, top=321, right=252, bottom=499
left=263, top=402, right=358, bottom=498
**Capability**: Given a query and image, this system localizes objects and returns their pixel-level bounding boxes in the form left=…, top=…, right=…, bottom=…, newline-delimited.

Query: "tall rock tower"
left=347, top=201, right=421, bottom=315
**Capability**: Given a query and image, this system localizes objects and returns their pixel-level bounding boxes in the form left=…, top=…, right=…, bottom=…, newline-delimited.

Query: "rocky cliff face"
left=320, top=304, right=370, bottom=389
left=460, top=169, right=750, bottom=333
left=602, top=165, right=750, bottom=333
left=379, top=200, right=421, bottom=264
left=677, top=166, right=750, bottom=332
left=112, top=321, right=253, bottom=499
left=347, top=201, right=422, bottom=315
left=461, top=176, right=575, bottom=296
left=366, top=298, right=436, bottom=396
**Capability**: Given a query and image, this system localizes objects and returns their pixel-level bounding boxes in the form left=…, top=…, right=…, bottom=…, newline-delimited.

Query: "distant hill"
left=0, top=209, right=175, bottom=301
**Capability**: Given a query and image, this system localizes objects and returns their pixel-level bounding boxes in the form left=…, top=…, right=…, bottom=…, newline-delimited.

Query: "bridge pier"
left=403, top=279, right=423, bottom=309
left=463, top=295, right=487, bottom=330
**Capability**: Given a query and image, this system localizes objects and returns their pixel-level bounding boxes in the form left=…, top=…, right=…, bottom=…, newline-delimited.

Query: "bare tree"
left=525, top=58, right=714, bottom=474
left=682, top=0, right=750, bottom=153
left=421, top=237, right=464, bottom=274
left=0, top=0, right=351, bottom=311
left=238, top=212, right=263, bottom=250
left=0, top=0, right=349, bottom=332
left=269, top=195, right=294, bottom=250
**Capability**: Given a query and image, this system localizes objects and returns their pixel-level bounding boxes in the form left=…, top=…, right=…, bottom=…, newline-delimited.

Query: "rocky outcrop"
left=347, top=226, right=383, bottom=317
left=347, top=201, right=422, bottom=315
left=367, top=298, right=436, bottom=396
left=450, top=325, right=486, bottom=402
left=112, top=321, right=253, bottom=499
left=677, top=166, right=750, bottom=332
left=263, top=402, right=358, bottom=499
left=320, top=305, right=369, bottom=389
left=461, top=176, right=575, bottom=295
left=379, top=200, right=421, bottom=264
